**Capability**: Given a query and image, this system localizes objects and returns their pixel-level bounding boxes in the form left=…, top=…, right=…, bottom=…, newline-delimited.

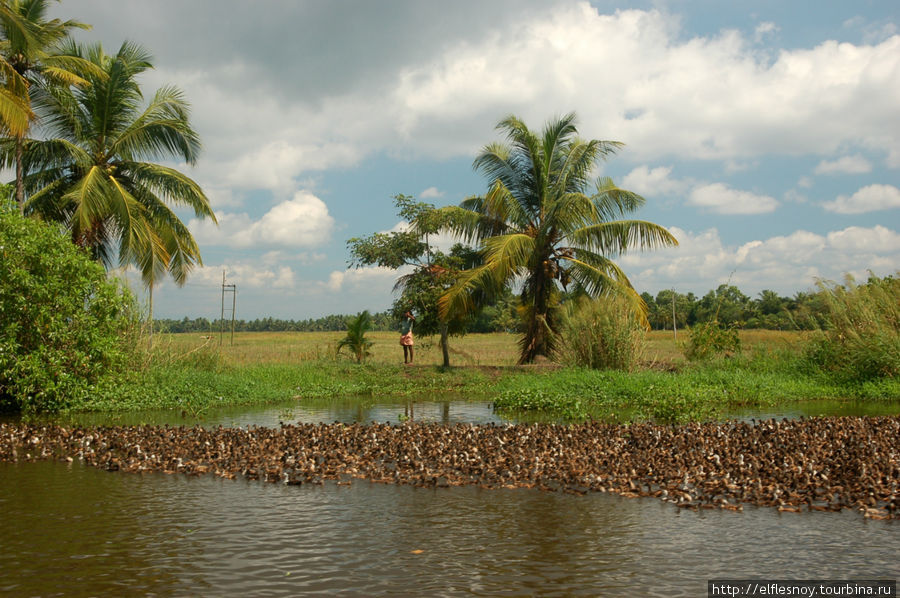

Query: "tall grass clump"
left=553, top=295, right=645, bottom=371
left=804, top=273, right=900, bottom=381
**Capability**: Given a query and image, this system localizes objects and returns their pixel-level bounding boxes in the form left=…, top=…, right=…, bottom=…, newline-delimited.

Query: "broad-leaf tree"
left=17, top=41, right=216, bottom=301
left=347, top=194, right=475, bottom=367
left=439, top=113, right=678, bottom=364
left=0, top=0, right=100, bottom=212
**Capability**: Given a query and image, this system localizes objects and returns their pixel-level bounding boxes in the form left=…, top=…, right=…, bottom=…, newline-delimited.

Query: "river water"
left=2, top=399, right=898, bottom=596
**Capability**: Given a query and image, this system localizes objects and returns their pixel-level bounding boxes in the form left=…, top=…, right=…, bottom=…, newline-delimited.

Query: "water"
left=2, top=400, right=899, bottom=596
left=14, top=396, right=900, bottom=428
left=1, top=460, right=896, bottom=597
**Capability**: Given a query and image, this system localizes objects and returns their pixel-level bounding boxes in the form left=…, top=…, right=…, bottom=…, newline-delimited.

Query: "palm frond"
left=571, top=219, right=678, bottom=256
left=0, top=86, right=31, bottom=135
left=562, top=254, right=649, bottom=328
left=111, top=85, right=201, bottom=164
left=433, top=203, right=508, bottom=244
left=439, top=233, right=534, bottom=319
left=591, top=177, right=645, bottom=219
left=120, top=161, right=215, bottom=220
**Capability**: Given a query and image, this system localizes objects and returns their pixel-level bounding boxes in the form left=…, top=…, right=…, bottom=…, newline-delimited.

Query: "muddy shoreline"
left=2, top=417, right=897, bottom=519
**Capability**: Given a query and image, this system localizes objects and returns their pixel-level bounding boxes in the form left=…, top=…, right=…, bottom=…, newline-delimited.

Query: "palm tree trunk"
left=15, top=135, right=24, bottom=215
left=148, top=284, right=154, bottom=347
left=439, top=322, right=450, bottom=368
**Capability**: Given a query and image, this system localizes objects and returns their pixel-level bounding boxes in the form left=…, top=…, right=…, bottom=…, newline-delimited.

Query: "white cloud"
left=420, top=186, right=445, bottom=199
left=390, top=7, right=900, bottom=162
left=814, top=154, right=873, bottom=175
left=226, top=140, right=361, bottom=196
left=754, top=21, right=779, bottom=43
left=827, top=225, right=900, bottom=252
left=621, top=165, right=689, bottom=196
left=190, top=262, right=298, bottom=289
left=823, top=184, right=900, bottom=213
left=324, top=266, right=405, bottom=293
left=620, top=225, right=900, bottom=295
left=190, top=191, right=335, bottom=248
left=52, top=4, right=900, bottom=209
left=687, top=183, right=778, bottom=214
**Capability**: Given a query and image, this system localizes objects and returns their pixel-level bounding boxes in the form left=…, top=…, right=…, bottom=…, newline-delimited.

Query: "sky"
left=47, top=0, right=900, bottom=320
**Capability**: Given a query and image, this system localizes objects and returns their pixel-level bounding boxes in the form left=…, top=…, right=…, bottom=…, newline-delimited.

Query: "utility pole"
left=220, top=270, right=236, bottom=346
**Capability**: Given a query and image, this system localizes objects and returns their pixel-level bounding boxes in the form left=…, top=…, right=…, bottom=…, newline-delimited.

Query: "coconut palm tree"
left=439, top=113, right=678, bottom=364
left=19, top=41, right=216, bottom=295
left=337, top=311, right=374, bottom=363
left=0, top=52, right=32, bottom=137
left=0, top=0, right=100, bottom=213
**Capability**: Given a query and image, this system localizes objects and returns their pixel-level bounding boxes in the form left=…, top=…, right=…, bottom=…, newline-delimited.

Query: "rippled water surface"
left=1, top=459, right=897, bottom=597
left=3, top=400, right=899, bottom=596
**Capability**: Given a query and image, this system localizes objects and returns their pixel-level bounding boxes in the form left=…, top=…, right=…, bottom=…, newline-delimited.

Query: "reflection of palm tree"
left=0, top=0, right=100, bottom=212
left=440, top=113, right=678, bottom=363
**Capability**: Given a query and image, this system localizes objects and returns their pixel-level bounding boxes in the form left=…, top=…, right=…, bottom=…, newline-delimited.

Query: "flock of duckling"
left=1, top=416, right=897, bottom=519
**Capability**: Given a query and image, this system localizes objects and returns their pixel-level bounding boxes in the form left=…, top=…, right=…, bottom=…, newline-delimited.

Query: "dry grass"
left=643, top=329, right=809, bottom=366
left=156, top=329, right=809, bottom=369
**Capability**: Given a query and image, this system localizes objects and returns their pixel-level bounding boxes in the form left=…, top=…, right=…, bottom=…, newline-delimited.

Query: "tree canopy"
left=347, top=194, right=479, bottom=366
left=16, top=41, right=216, bottom=288
left=437, top=113, right=678, bottom=363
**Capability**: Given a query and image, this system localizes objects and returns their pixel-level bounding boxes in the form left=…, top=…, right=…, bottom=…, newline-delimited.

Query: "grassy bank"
left=74, top=330, right=900, bottom=423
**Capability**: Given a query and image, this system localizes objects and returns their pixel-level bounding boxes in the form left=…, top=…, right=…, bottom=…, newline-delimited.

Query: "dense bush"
left=0, top=211, right=138, bottom=413
left=804, top=274, right=899, bottom=381
left=683, top=320, right=742, bottom=361
left=554, top=295, right=646, bottom=371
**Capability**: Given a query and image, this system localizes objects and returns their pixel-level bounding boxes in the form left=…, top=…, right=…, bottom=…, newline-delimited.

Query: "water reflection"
left=11, top=396, right=900, bottom=429
left=1, top=461, right=896, bottom=597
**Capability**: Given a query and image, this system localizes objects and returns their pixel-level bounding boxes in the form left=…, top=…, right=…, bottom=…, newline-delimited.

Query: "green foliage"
left=0, top=211, right=138, bottom=413
left=391, top=245, right=474, bottom=338
left=348, top=194, right=484, bottom=366
left=804, top=273, right=900, bottom=381
left=554, top=295, right=645, bottom=371
left=19, top=40, right=215, bottom=287
left=694, top=284, right=750, bottom=326
left=684, top=320, right=742, bottom=361
left=337, top=311, right=374, bottom=363
left=439, top=113, right=677, bottom=363
left=493, top=389, right=586, bottom=420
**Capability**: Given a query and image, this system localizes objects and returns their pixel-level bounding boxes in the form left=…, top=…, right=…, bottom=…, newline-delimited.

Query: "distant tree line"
left=641, top=284, right=836, bottom=331
left=154, top=278, right=884, bottom=335
left=155, top=313, right=396, bottom=334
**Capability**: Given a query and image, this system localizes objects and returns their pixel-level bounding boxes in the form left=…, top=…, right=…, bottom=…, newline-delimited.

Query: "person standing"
left=400, top=311, right=415, bottom=364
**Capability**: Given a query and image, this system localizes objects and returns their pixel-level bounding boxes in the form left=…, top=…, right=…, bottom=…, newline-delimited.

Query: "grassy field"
left=73, top=329, right=897, bottom=422
left=153, top=329, right=808, bottom=369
